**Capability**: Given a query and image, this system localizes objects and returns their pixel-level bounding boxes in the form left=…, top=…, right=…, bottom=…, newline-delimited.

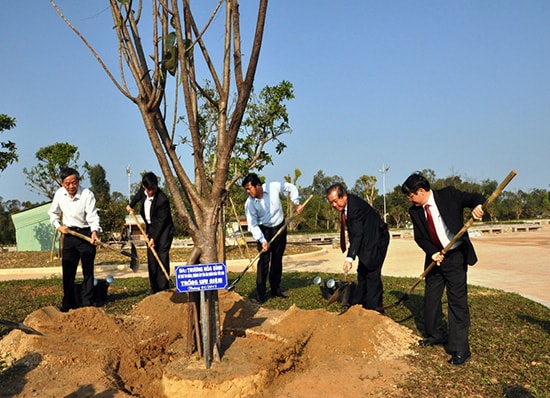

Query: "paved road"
left=1, top=228, right=548, bottom=309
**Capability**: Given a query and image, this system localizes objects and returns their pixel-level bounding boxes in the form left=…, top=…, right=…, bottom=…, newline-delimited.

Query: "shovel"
left=378, top=169, right=518, bottom=312
left=128, top=211, right=172, bottom=283
left=64, top=228, right=140, bottom=271
left=227, top=194, right=314, bottom=291
left=0, top=319, right=43, bottom=336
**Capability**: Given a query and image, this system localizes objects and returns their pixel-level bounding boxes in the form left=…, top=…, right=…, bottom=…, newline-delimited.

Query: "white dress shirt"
left=49, top=186, right=101, bottom=232
left=244, top=181, right=300, bottom=243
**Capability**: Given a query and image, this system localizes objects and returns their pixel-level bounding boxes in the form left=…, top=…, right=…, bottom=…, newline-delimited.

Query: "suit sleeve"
left=148, top=192, right=174, bottom=241
left=129, top=190, right=144, bottom=209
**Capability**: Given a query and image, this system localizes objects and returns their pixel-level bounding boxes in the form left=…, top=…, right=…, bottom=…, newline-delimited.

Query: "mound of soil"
left=0, top=290, right=417, bottom=397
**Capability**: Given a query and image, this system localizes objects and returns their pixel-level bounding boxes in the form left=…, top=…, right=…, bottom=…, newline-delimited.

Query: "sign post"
left=175, top=263, right=228, bottom=368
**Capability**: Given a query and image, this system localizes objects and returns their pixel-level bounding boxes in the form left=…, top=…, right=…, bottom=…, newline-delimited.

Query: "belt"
left=445, top=245, right=462, bottom=256
left=260, top=222, right=284, bottom=232
left=68, top=226, right=91, bottom=233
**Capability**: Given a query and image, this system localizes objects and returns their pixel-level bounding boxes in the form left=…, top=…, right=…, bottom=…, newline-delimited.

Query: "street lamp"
left=125, top=165, right=132, bottom=240
left=379, top=163, right=390, bottom=223
left=126, top=165, right=132, bottom=202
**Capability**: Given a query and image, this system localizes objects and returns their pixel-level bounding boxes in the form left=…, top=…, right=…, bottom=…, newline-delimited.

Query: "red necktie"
left=340, top=211, right=347, bottom=253
left=425, top=204, right=443, bottom=250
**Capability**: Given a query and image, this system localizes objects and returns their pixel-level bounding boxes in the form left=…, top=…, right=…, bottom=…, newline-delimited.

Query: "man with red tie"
left=401, top=173, right=485, bottom=365
left=326, top=182, right=389, bottom=312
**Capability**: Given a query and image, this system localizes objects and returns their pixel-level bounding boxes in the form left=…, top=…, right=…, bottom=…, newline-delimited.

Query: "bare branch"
left=50, top=0, right=135, bottom=101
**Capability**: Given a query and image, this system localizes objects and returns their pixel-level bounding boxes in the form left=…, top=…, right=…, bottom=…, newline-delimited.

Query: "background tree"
left=84, top=162, right=127, bottom=238
left=350, top=175, right=378, bottom=206
left=284, top=169, right=302, bottom=231
left=0, top=114, right=18, bottom=172
left=0, top=197, right=18, bottom=245
left=23, top=142, right=80, bottom=200
left=305, top=170, right=346, bottom=231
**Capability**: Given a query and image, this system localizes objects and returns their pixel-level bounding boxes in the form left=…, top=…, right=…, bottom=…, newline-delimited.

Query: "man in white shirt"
left=242, top=173, right=304, bottom=303
left=49, top=167, right=100, bottom=312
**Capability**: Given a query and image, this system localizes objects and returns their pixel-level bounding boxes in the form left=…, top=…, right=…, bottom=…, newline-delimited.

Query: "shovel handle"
left=129, top=211, right=171, bottom=282
left=64, top=228, right=137, bottom=260
left=227, top=194, right=314, bottom=291
left=379, top=169, right=518, bottom=311
left=417, top=169, right=518, bottom=281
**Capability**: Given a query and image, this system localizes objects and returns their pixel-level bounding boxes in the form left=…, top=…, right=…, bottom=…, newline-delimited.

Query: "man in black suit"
left=401, top=173, right=485, bottom=365
left=127, top=172, right=174, bottom=293
left=326, top=183, right=389, bottom=312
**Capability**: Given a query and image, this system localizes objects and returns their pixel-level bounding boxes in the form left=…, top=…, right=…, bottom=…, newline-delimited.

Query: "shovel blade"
left=129, top=243, right=139, bottom=272
left=0, top=319, right=43, bottom=336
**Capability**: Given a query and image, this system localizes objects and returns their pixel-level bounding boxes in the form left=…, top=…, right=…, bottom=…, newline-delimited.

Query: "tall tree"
left=23, top=142, right=80, bottom=200
left=51, top=0, right=284, bottom=362
left=52, top=0, right=273, bottom=264
left=0, top=114, right=18, bottom=172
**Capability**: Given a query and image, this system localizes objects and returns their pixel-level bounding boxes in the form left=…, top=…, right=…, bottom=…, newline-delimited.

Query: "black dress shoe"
left=272, top=290, right=288, bottom=299
left=256, top=295, right=266, bottom=304
left=419, top=337, right=447, bottom=347
left=448, top=351, right=471, bottom=365
left=58, top=306, right=70, bottom=313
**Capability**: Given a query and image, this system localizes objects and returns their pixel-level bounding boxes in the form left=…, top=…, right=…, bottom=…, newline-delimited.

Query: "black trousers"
left=61, top=229, right=96, bottom=309
left=352, top=262, right=384, bottom=312
left=146, top=229, right=173, bottom=293
left=256, top=223, right=287, bottom=297
left=424, top=249, right=470, bottom=352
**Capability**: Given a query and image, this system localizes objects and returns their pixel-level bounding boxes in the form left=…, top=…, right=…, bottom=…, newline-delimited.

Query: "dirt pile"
left=0, top=290, right=417, bottom=397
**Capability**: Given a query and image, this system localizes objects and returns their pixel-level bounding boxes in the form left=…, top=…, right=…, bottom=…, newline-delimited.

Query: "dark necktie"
left=340, top=211, right=347, bottom=253
left=425, top=204, right=443, bottom=250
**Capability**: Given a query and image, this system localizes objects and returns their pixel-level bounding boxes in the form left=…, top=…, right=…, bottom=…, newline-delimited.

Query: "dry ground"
left=1, top=227, right=548, bottom=397
left=0, top=290, right=416, bottom=397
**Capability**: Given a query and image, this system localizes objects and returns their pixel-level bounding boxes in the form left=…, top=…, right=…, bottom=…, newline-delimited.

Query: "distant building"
left=11, top=203, right=56, bottom=252
left=124, top=213, right=146, bottom=241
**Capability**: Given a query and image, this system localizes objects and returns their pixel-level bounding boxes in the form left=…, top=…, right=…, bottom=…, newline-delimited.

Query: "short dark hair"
left=325, top=182, right=347, bottom=198
left=60, top=167, right=79, bottom=181
left=141, top=172, right=159, bottom=189
left=241, top=173, right=262, bottom=188
left=401, top=173, right=431, bottom=195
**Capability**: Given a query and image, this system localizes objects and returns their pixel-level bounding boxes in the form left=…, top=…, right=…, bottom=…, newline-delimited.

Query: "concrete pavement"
left=1, top=228, right=548, bottom=309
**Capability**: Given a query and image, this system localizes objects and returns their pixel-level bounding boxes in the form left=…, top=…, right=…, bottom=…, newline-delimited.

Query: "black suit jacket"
left=346, top=194, right=389, bottom=270
left=409, top=187, right=485, bottom=267
left=130, top=188, right=174, bottom=243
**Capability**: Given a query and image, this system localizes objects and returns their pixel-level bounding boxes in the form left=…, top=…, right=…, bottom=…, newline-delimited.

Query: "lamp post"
left=126, top=165, right=132, bottom=202
left=379, top=163, right=390, bottom=223
left=125, top=165, right=132, bottom=240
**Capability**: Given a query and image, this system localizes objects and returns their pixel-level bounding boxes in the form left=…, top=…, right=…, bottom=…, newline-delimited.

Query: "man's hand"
left=91, top=231, right=99, bottom=245
left=431, top=251, right=444, bottom=266
left=261, top=240, right=270, bottom=252
left=343, top=260, right=353, bottom=275
left=295, top=203, right=304, bottom=215
left=57, top=226, right=69, bottom=235
left=472, top=204, right=484, bottom=221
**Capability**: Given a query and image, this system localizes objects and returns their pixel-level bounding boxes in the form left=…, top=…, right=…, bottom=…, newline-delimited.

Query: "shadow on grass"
left=517, top=314, right=550, bottom=335
left=503, top=384, right=536, bottom=398
left=385, top=290, right=424, bottom=329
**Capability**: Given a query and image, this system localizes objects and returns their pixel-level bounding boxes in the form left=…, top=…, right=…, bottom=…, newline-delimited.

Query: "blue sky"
left=1, top=1, right=549, bottom=204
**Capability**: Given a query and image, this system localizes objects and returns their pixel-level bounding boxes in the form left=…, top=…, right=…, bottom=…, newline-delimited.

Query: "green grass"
left=1, top=272, right=548, bottom=397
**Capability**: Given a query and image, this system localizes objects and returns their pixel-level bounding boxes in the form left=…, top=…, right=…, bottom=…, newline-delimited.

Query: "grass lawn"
left=0, top=271, right=548, bottom=397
